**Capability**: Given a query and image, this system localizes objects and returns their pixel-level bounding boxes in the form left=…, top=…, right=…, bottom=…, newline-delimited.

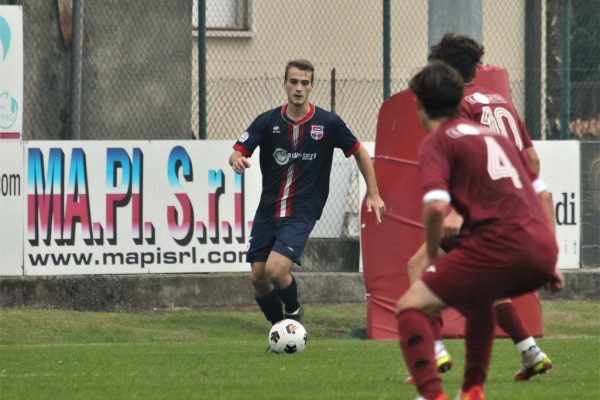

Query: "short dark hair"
left=428, top=33, right=484, bottom=82
left=409, top=61, right=464, bottom=119
left=284, top=59, right=315, bottom=83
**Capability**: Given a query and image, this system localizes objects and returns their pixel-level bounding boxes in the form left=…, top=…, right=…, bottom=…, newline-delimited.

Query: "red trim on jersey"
left=345, top=140, right=361, bottom=157
left=275, top=167, right=288, bottom=217
left=297, top=122, right=306, bottom=148
left=285, top=169, right=298, bottom=216
left=281, top=103, right=316, bottom=125
left=233, top=143, right=252, bottom=157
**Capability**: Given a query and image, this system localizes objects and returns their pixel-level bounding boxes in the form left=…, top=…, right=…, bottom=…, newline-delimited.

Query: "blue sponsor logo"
left=0, top=16, right=10, bottom=61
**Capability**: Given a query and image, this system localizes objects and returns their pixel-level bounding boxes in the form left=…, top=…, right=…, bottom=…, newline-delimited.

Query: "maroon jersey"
left=461, top=84, right=533, bottom=166
left=419, top=117, right=554, bottom=265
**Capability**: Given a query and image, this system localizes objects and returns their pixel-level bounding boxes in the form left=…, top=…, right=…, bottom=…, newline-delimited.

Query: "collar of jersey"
left=281, top=103, right=316, bottom=125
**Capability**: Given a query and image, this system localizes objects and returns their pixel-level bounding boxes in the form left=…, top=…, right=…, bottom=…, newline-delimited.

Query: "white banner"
left=359, top=141, right=582, bottom=270
left=0, top=6, right=23, bottom=140
left=0, top=140, right=581, bottom=276
left=534, top=140, right=581, bottom=268
left=24, top=141, right=261, bottom=275
left=0, top=141, right=23, bottom=275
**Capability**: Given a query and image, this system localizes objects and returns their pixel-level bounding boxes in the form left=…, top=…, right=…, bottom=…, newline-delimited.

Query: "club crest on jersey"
left=310, top=125, right=324, bottom=140
left=238, top=131, right=249, bottom=143
left=272, top=125, right=281, bottom=135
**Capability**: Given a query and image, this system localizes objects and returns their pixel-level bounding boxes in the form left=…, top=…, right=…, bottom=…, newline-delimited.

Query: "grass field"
left=1, top=301, right=598, bottom=399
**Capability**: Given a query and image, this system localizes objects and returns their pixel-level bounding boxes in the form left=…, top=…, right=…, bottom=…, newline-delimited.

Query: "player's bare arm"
left=442, top=207, right=463, bottom=238
left=524, top=146, right=541, bottom=177
left=229, top=150, right=251, bottom=173
left=423, top=200, right=448, bottom=260
left=537, top=190, right=556, bottom=231
left=545, top=268, right=565, bottom=294
left=353, top=144, right=386, bottom=223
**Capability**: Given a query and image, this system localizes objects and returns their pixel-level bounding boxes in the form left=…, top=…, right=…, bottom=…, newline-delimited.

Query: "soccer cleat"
left=514, top=352, right=552, bottom=381
left=404, top=352, right=453, bottom=384
left=284, top=304, right=304, bottom=323
left=436, top=353, right=453, bottom=373
left=455, top=385, right=485, bottom=400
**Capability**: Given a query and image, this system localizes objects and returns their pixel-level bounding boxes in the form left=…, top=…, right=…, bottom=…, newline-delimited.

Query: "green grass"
left=0, top=301, right=598, bottom=399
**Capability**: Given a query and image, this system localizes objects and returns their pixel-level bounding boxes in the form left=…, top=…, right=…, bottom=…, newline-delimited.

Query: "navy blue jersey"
left=233, top=103, right=360, bottom=220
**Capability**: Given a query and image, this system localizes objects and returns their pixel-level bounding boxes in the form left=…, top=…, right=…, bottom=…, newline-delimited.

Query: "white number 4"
left=484, top=136, right=523, bottom=188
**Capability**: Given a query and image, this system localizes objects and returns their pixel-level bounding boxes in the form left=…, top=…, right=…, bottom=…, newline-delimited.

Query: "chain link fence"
left=3, top=0, right=599, bottom=248
left=3, top=0, right=192, bottom=140
left=551, top=0, right=600, bottom=141
left=5, top=0, right=597, bottom=141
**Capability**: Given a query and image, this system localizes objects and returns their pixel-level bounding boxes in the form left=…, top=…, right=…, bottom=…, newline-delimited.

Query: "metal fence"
left=3, top=0, right=599, bottom=244
left=4, top=0, right=192, bottom=141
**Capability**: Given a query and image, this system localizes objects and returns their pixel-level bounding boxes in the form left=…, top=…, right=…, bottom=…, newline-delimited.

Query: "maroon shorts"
left=421, top=242, right=555, bottom=311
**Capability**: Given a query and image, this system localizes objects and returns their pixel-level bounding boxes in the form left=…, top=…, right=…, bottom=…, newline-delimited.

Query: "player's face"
left=284, top=67, right=313, bottom=107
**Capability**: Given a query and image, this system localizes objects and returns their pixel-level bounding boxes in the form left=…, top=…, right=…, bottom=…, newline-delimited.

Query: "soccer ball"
left=268, top=319, right=307, bottom=354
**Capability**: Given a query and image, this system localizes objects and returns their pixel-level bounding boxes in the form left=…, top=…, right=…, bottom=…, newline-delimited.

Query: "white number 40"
left=484, top=136, right=523, bottom=188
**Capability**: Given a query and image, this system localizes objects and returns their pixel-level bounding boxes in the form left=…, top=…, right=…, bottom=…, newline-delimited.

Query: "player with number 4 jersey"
left=419, top=118, right=545, bottom=254
left=403, top=34, right=559, bottom=389
left=395, top=62, right=562, bottom=400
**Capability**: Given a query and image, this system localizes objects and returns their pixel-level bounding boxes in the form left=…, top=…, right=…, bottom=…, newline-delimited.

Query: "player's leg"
left=405, top=244, right=452, bottom=385
left=251, top=261, right=285, bottom=324
left=267, top=217, right=316, bottom=322
left=265, top=250, right=302, bottom=321
left=455, top=304, right=494, bottom=400
left=415, top=248, right=499, bottom=400
left=407, top=243, right=431, bottom=284
left=396, top=280, right=448, bottom=399
left=246, top=213, right=285, bottom=325
left=493, top=298, right=552, bottom=380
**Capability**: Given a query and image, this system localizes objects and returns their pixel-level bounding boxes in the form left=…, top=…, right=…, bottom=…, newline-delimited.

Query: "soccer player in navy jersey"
left=396, top=62, right=563, bottom=400
left=403, top=34, right=559, bottom=384
left=229, top=59, right=385, bottom=326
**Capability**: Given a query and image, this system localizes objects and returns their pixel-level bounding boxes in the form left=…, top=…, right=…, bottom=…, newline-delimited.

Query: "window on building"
left=193, top=0, right=252, bottom=32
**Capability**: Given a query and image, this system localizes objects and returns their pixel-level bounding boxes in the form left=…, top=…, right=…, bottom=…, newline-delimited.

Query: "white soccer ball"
left=268, top=319, right=308, bottom=354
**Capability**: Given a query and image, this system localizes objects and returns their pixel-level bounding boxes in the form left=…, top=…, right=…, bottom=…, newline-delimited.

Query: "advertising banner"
left=0, top=6, right=23, bottom=139
left=0, top=141, right=23, bottom=275
left=24, top=141, right=261, bottom=275
left=534, top=140, right=581, bottom=268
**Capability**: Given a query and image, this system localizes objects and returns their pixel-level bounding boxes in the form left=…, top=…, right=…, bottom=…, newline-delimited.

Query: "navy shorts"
left=246, top=213, right=316, bottom=266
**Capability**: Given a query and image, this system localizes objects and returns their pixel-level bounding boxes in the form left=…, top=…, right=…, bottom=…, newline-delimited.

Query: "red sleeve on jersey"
left=233, top=143, right=252, bottom=157
left=345, top=140, right=361, bottom=157
left=418, top=133, right=452, bottom=196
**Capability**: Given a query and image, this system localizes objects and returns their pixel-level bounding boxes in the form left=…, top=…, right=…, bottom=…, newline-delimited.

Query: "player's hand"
left=544, top=267, right=565, bottom=294
left=230, top=156, right=251, bottom=173
left=366, top=195, right=386, bottom=224
left=442, top=208, right=463, bottom=238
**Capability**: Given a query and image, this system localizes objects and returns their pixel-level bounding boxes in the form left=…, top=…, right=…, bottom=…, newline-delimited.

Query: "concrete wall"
left=0, top=272, right=367, bottom=311
left=80, top=0, right=192, bottom=140
left=1, top=269, right=597, bottom=311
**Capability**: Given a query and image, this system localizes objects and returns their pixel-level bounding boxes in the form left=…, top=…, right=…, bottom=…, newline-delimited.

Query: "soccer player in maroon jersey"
left=396, top=62, right=563, bottom=400
left=397, top=62, right=564, bottom=400
left=229, top=59, right=385, bottom=327
left=404, top=34, right=557, bottom=385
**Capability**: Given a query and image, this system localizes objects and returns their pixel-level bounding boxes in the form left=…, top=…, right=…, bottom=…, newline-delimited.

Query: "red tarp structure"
left=361, top=65, right=543, bottom=340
